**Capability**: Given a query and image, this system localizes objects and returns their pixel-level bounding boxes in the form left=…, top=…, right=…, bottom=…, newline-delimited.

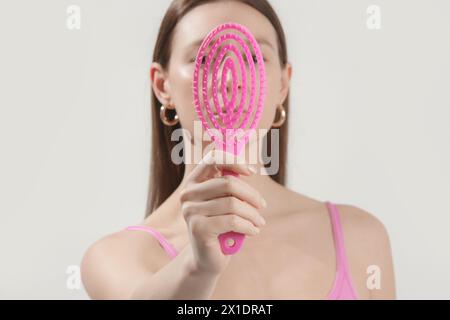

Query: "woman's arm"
left=130, top=245, right=221, bottom=299
left=81, top=233, right=220, bottom=300
left=81, top=153, right=263, bottom=300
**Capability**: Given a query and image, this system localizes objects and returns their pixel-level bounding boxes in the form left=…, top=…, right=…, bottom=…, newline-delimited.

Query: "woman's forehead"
left=172, top=2, right=277, bottom=51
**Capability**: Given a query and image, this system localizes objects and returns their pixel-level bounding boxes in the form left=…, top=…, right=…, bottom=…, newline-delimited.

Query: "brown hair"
left=146, top=0, right=290, bottom=217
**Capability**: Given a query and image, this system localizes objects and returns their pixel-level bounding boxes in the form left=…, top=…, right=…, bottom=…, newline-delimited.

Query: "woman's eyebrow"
left=186, top=37, right=275, bottom=52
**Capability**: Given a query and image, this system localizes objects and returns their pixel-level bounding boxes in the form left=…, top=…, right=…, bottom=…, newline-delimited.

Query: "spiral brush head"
left=192, top=22, right=266, bottom=155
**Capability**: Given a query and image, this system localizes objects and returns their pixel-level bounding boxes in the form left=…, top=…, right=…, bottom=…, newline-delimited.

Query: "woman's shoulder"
left=280, top=191, right=390, bottom=249
left=80, top=223, right=173, bottom=299
left=305, top=196, right=394, bottom=298
left=336, top=203, right=396, bottom=298
left=281, top=187, right=390, bottom=238
left=285, top=189, right=395, bottom=298
left=335, top=203, right=390, bottom=241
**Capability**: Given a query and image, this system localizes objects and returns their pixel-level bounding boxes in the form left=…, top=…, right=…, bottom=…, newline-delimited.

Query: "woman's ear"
left=150, top=62, right=172, bottom=107
left=279, top=62, right=293, bottom=104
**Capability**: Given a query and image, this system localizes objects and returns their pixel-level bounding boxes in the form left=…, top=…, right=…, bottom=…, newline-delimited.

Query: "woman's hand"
left=179, top=149, right=267, bottom=276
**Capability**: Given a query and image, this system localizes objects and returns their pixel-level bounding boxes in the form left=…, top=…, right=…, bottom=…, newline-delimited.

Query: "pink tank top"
left=125, top=201, right=358, bottom=300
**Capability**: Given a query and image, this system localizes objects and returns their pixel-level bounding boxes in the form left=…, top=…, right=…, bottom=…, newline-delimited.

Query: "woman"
left=81, top=0, right=396, bottom=300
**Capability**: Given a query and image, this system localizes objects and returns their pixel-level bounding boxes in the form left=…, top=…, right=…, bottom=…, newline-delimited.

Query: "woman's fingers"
left=180, top=149, right=266, bottom=244
left=182, top=196, right=266, bottom=228
left=189, top=149, right=254, bottom=183
left=192, top=214, right=261, bottom=238
left=180, top=175, right=266, bottom=210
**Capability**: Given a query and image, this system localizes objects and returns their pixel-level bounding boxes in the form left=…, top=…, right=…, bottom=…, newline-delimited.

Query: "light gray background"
left=0, top=0, right=449, bottom=299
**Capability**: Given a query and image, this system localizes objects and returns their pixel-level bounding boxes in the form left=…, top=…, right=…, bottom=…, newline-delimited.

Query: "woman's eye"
left=251, top=55, right=267, bottom=64
left=191, top=56, right=206, bottom=64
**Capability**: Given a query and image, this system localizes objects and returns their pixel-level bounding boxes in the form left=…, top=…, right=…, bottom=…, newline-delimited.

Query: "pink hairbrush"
left=192, top=22, right=266, bottom=255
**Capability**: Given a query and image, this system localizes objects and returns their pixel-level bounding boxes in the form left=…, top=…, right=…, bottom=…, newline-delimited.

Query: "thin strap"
left=325, top=201, right=359, bottom=299
left=125, top=226, right=178, bottom=259
left=326, top=202, right=350, bottom=273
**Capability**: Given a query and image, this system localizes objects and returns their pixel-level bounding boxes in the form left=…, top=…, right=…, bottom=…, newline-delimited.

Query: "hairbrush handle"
left=218, top=169, right=246, bottom=255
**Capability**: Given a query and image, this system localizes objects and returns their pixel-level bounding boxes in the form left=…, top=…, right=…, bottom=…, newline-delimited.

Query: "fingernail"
left=259, top=216, right=266, bottom=226
left=261, top=198, right=267, bottom=208
left=248, top=165, right=257, bottom=174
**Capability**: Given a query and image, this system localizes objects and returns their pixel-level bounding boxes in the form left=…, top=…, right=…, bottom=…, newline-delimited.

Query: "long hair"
left=146, top=0, right=290, bottom=217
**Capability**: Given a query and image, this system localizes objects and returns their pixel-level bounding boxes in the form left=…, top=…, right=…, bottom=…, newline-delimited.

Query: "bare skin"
left=81, top=1, right=396, bottom=300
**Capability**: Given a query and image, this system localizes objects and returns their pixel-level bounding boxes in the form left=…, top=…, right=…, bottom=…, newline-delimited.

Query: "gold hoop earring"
left=271, top=104, right=287, bottom=128
left=160, top=104, right=179, bottom=126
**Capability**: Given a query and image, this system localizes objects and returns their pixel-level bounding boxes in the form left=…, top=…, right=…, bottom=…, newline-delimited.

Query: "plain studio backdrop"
left=0, top=0, right=449, bottom=299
